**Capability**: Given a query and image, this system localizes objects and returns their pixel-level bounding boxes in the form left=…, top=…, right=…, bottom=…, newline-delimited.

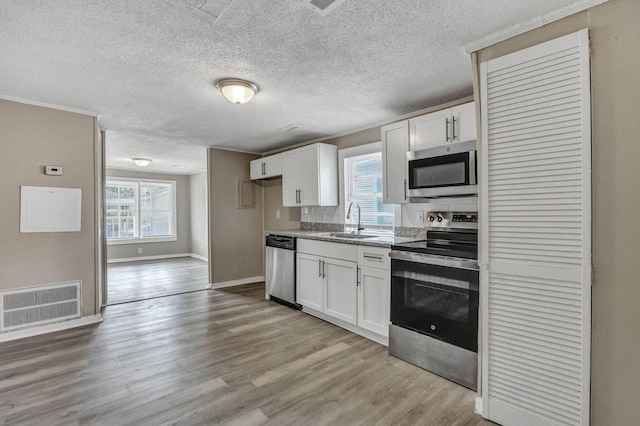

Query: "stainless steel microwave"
left=407, top=140, right=477, bottom=198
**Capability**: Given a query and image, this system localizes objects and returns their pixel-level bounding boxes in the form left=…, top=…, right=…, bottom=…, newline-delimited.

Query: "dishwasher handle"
left=266, top=235, right=296, bottom=250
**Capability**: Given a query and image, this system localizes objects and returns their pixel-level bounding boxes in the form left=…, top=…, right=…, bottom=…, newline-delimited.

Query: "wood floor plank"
left=107, top=257, right=209, bottom=304
left=0, top=281, right=493, bottom=425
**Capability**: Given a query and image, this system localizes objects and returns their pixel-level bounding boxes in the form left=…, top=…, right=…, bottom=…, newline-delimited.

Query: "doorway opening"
left=99, top=131, right=210, bottom=305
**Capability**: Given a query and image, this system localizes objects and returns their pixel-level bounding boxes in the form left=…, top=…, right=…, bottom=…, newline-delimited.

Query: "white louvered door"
left=480, top=30, right=591, bottom=426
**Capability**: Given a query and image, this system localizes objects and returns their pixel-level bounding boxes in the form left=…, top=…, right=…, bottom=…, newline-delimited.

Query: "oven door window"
left=408, top=152, right=471, bottom=189
left=391, top=259, right=479, bottom=352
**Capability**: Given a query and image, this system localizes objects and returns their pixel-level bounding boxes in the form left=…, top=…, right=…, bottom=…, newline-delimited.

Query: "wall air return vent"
left=304, top=0, right=347, bottom=16
left=1, top=281, right=81, bottom=332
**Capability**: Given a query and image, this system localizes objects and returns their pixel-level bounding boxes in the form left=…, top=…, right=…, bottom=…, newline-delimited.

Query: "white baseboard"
left=107, top=253, right=193, bottom=264
left=189, top=253, right=208, bottom=262
left=210, top=276, right=264, bottom=289
left=475, top=397, right=484, bottom=416
left=0, top=314, right=103, bottom=343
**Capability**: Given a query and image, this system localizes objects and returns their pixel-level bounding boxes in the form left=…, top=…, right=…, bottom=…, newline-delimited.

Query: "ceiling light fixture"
left=133, top=158, right=152, bottom=167
left=215, top=78, right=259, bottom=105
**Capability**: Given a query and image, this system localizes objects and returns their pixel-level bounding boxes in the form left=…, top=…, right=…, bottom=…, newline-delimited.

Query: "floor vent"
left=1, top=281, right=81, bottom=332
left=304, top=0, right=347, bottom=16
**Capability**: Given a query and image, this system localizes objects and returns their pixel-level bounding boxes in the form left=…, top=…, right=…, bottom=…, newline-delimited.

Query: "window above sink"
left=341, top=142, right=396, bottom=233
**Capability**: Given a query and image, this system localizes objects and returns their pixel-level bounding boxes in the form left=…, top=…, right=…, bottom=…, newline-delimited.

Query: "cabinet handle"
left=319, top=258, right=322, bottom=278
left=445, top=118, right=450, bottom=141
left=262, top=162, right=266, bottom=175
left=322, top=260, right=326, bottom=279
left=404, top=179, right=407, bottom=200
left=356, top=266, right=361, bottom=287
left=363, top=254, right=383, bottom=261
left=298, top=189, right=302, bottom=205
left=452, top=116, right=457, bottom=141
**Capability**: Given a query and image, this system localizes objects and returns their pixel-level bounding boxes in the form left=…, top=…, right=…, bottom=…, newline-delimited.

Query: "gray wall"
left=106, top=169, right=191, bottom=260
left=0, top=99, right=98, bottom=316
left=208, top=148, right=263, bottom=284
left=189, top=171, right=208, bottom=258
left=474, top=1, right=640, bottom=424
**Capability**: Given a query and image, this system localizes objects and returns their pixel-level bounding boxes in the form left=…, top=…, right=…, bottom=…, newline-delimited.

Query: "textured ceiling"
left=0, top=0, right=598, bottom=174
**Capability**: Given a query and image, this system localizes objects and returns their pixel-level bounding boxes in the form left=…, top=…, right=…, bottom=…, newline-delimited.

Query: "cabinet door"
left=381, top=121, right=410, bottom=204
left=263, top=154, right=282, bottom=178
left=296, top=253, right=324, bottom=311
left=324, top=258, right=357, bottom=325
left=282, top=151, right=300, bottom=207
left=452, top=102, right=477, bottom=143
left=410, top=109, right=451, bottom=151
left=357, top=265, right=390, bottom=337
left=250, top=159, right=264, bottom=180
left=298, top=146, right=320, bottom=206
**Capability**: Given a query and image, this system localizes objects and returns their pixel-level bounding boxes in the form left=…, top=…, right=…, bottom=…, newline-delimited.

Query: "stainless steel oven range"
left=389, top=213, right=479, bottom=390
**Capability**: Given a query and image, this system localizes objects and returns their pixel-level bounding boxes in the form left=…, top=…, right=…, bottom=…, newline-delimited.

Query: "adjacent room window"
left=343, top=146, right=394, bottom=229
left=106, top=178, right=176, bottom=243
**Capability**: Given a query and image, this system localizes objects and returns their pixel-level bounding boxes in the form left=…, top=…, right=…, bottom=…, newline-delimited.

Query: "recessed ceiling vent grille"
left=304, top=0, right=347, bottom=16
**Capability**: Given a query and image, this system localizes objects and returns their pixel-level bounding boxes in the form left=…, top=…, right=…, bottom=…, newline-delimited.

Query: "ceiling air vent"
left=304, top=0, right=347, bottom=16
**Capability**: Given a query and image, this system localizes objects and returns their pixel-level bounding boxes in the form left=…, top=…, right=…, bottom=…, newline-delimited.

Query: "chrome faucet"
left=346, top=201, right=364, bottom=232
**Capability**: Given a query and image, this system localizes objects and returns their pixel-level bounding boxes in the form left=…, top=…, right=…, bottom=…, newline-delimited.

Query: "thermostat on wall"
left=45, top=166, right=63, bottom=176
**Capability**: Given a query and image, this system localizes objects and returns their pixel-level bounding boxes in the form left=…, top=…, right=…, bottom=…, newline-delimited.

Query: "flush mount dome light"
left=215, top=78, right=258, bottom=105
left=132, top=158, right=152, bottom=167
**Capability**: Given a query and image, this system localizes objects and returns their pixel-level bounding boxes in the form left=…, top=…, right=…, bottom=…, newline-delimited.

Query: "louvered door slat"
left=480, top=30, right=591, bottom=426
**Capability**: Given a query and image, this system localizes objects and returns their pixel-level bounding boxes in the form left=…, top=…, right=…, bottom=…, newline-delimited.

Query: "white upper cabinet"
left=409, top=108, right=451, bottom=151
left=410, top=101, right=476, bottom=151
left=250, top=153, right=282, bottom=180
left=282, top=143, right=338, bottom=207
left=451, top=101, right=477, bottom=144
left=381, top=120, right=410, bottom=205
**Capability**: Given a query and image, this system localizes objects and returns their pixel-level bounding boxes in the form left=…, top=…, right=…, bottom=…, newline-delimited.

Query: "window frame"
left=338, top=142, right=399, bottom=232
left=106, top=177, right=177, bottom=245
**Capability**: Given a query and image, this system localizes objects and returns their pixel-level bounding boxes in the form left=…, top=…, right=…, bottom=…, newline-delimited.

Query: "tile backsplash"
left=300, top=197, right=477, bottom=229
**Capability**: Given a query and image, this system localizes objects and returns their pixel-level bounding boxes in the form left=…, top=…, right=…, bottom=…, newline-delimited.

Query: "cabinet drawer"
left=297, top=239, right=358, bottom=262
left=357, top=246, right=390, bottom=270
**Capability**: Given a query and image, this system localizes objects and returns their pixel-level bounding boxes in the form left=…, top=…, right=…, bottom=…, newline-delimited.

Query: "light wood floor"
left=107, top=257, right=209, bottom=304
left=0, top=283, right=494, bottom=425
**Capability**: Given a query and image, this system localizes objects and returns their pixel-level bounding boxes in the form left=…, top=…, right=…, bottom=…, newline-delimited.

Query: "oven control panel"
left=426, top=212, right=478, bottom=229
left=452, top=214, right=478, bottom=223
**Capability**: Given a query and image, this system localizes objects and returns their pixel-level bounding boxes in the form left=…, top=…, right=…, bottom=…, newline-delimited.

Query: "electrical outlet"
left=276, top=210, right=281, bottom=219
left=417, top=211, right=425, bottom=223
left=137, top=247, right=143, bottom=254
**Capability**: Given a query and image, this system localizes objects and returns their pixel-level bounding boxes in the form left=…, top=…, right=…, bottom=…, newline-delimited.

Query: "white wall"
left=189, top=171, right=208, bottom=259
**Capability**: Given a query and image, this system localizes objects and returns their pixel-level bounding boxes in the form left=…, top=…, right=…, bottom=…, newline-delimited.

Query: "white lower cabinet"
left=296, top=252, right=325, bottom=311
left=357, top=265, right=390, bottom=337
left=324, top=258, right=358, bottom=325
left=296, top=239, right=390, bottom=343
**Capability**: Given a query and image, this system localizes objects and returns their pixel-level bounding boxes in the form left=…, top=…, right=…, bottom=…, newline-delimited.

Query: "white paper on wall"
left=20, top=186, right=82, bottom=233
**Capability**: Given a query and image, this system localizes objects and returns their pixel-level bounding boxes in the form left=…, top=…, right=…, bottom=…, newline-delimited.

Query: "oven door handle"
left=390, top=250, right=479, bottom=271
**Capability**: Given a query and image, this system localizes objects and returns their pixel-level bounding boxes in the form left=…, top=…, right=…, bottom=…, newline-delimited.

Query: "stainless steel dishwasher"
left=265, top=235, right=300, bottom=309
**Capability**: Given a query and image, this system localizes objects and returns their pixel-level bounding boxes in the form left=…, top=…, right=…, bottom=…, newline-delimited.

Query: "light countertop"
left=265, top=229, right=421, bottom=248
